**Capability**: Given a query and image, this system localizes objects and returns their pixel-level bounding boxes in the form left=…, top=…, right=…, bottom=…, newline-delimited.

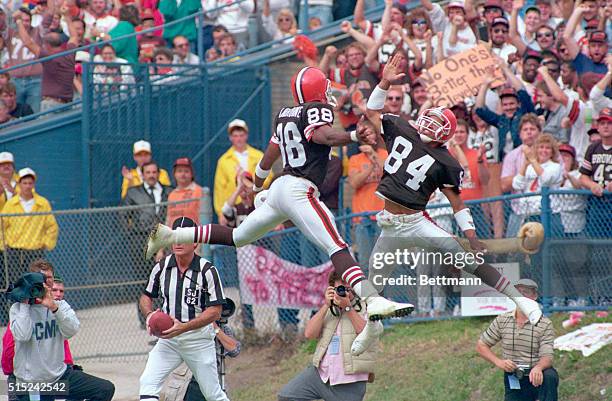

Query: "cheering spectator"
left=509, top=1, right=542, bottom=52
left=201, top=0, right=252, bottom=50
left=564, top=4, right=611, bottom=98
left=0, top=99, right=13, bottom=124
left=262, top=0, right=297, bottom=42
left=469, top=111, right=504, bottom=238
left=4, top=8, right=43, bottom=113
left=0, top=152, right=17, bottom=211
left=93, top=44, right=135, bottom=90
left=405, top=80, right=428, bottom=120
left=97, top=4, right=139, bottom=64
left=382, top=85, right=409, bottom=121
left=519, top=51, right=541, bottom=97
left=479, top=0, right=504, bottom=27
left=159, top=0, right=200, bottom=48
left=121, top=140, right=171, bottom=199
left=83, top=0, right=119, bottom=40
left=348, top=124, right=386, bottom=265
left=138, top=9, right=167, bottom=63
left=0, top=168, right=59, bottom=279
left=552, top=144, right=587, bottom=236
left=172, top=35, right=199, bottom=64
left=404, top=9, right=438, bottom=70
left=15, top=7, right=79, bottom=112
left=421, top=0, right=476, bottom=57
left=213, top=119, right=268, bottom=223
left=475, top=62, right=535, bottom=164
left=511, top=133, right=562, bottom=233
left=166, top=157, right=207, bottom=226
left=0, top=83, right=33, bottom=118
left=489, top=17, right=517, bottom=63
left=589, top=54, right=612, bottom=115
left=278, top=271, right=376, bottom=401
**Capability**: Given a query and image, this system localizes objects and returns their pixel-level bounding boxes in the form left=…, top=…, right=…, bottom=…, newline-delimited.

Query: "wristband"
left=350, top=130, right=358, bottom=142
left=454, top=208, right=476, bottom=232
left=366, top=85, right=387, bottom=110
left=252, top=184, right=264, bottom=193
left=255, top=163, right=270, bottom=179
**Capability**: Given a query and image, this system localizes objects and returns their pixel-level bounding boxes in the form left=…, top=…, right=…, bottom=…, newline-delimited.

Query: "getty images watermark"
left=370, top=248, right=486, bottom=287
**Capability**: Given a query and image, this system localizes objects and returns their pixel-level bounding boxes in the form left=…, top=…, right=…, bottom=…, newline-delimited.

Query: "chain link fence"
left=0, top=190, right=610, bottom=360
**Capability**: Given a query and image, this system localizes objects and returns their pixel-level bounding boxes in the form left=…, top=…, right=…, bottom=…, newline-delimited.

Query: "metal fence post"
left=540, top=186, right=552, bottom=314
left=248, top=13, right=259, bottom=49
left=197, top=13, right=205, bottom=62
left=299, top=0, right=310, bottom=33
left=81, top=62, right=92, bottom=208
left=143, top=67, right=151, bottom=140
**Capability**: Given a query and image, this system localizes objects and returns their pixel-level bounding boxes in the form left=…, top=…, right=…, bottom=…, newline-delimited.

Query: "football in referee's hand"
left=149, top=311, right=174, bottom=337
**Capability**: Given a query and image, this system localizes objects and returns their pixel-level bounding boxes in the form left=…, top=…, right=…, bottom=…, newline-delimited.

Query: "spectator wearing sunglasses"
left=262, top=0, right=297, bottom=42
left=172, top=35, right=199, bottom=65
left=489, top=17, right=517, bottom=63
left=512, top=22, right=556, bottom=57
left=404, top=9, right=438, bottom=70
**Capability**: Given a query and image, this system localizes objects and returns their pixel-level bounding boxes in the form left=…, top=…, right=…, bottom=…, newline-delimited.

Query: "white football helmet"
left=413, top=107, right=458, bottom=143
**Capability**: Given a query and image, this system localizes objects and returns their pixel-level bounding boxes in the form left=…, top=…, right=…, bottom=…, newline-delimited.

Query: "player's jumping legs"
left=145, top=197, right=286, bottom=259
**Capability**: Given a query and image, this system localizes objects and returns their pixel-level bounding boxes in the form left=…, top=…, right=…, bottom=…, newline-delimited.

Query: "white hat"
left=133, top=140, right=152, bottom=154
left=18, top=167, right=36, bottom=181
left=515, top=279, right=539, bottom=290
left=0, top=152, right=14, bottom=164
left=447, top=1, right=465, bottom=9
left=227, top=119, right=248, bottom=134
left=75, top=51, right=91, bottom=63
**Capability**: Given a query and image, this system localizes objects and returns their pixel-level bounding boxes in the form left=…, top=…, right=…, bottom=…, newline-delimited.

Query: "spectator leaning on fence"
left=121, top=139, right=171, bottom=198
left=213, top=119, right=270, bottom=224
left=0, top=83, right=33, bottom=118
left=0, top=168, right=58, bottom=280
left=0, top=152, right=18, bottom=211
left=8, top=262, right=116, bottom=401
left=551, top=143, right=587, bottom=236
left=166, top=157, right=206, bottom=226
left=15, top=6, right=79, bottom=112
left=278, top=270, right=377, bottom=401
left=93, top=44, right=136, bottom=89
left=476, top=279, right=558, bottom=401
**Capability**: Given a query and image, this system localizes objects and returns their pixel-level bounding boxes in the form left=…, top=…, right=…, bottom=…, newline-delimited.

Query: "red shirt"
left=459, top=147, right=483, bottom=201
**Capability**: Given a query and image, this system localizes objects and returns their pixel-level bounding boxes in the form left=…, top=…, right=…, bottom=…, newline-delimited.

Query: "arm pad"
left=454, top=208, right=476, bottom=232
left=367, top=85, right=387, bottom=110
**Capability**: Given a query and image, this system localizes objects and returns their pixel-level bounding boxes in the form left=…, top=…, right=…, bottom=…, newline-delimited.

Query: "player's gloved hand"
left=146, top=309, right=160, bottom=336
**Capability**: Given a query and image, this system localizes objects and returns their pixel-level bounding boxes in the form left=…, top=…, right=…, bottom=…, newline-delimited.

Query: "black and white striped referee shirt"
left=143, top=254, right=226, bottom=322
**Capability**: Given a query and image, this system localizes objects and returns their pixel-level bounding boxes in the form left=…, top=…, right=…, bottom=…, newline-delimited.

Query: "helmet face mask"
left=325, top=80, right=337, bottom=107
left=291, top=67, right=335, bottom=106
left=414, top=107, right=457, bottom=144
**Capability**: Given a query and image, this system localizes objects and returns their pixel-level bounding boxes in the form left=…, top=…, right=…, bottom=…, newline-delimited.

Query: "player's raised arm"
left=365, top=53, right=406, bottom=132
left=253, top=141, right=281, bottom=192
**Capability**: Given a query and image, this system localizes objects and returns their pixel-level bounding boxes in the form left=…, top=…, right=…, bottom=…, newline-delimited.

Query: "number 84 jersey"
left=271, top=102, right=335, bottom=188
left=376, top=114, right=464, bottom=211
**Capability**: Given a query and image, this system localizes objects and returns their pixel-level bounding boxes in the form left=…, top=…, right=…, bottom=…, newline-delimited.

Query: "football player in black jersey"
left=351, top=54, right=543, bottom=355
left=146, top=66, right=415, bottom=322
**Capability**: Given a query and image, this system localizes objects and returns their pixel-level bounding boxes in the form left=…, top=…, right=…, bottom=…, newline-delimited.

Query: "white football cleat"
left=514, top=297, right=542, bottom=325
left=351, top=320, right=383, bottom=356
left=145, top=224, right=174, bottom=260
left=365, top=296, right=414, bottom=321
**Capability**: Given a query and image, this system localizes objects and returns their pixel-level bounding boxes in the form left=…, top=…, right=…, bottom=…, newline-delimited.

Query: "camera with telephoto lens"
left=335, top=285, right=347, bottom=297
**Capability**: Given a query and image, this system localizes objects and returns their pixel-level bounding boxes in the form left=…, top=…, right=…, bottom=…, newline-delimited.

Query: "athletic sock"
left=474, top=264, right=521, bottom=300
left=175, top=224, right=235, bottom=246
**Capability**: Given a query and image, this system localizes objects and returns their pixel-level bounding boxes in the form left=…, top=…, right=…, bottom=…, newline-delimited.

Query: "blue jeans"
left=306, top=4, right=333, bottom=25
left=355, top=217, right=380, bottom=271
left=13, top=76, right=41, bottom=114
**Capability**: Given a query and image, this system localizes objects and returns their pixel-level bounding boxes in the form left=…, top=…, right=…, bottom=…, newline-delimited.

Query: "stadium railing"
left=0, top=189, right=609, bottom=360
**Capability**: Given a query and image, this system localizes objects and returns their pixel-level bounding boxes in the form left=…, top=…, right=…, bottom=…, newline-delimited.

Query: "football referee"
left=139, top=217, right=229, bottom=401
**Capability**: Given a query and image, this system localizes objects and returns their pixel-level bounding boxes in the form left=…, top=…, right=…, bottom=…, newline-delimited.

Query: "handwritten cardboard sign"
left=237, top=245, right=333, bottom=308
left=420, top=44, right=505, bottom=107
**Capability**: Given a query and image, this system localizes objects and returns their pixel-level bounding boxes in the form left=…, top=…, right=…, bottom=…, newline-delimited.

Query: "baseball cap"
left=228, top=119, right=248, bottom=134
left=18, top=167, right=36, bottom=181
left=525, top=5, right=541, bottom=14
left=587, top=127, right=600, bottom=136
left=172, top=216, right=196, bottom=229
left=515, top=278, right=538, bottom=290
left=588, top=30, right=608, bottom=43
left=483, top=0, right=502, bottom=9
left=0, top=151, right=14, bottom=164
left=133, top=140, right=152, bottom=154
left=558, top=143, right=576, bottom=158
left=499, top=87, right=518, bottom=99
left=447, top=1, right=465, bottom=9
left=523, top=50, right=543, bottom=63
left=174, top=157, right=193, bottom=168
left=491, top=17, right=509, bottom=28
left=597, top=107, right=612, bottom=122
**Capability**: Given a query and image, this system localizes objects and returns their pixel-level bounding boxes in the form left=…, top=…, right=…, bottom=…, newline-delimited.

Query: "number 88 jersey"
left=271, top=102, right=335, bottom=188
left=376, top=114, right=464, bottom=211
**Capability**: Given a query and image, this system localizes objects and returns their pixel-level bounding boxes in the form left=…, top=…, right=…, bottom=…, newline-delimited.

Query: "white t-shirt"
left=19, top=196, right=35, bottom=213
left=551, top=169, right=587, bottom=234
left=234, top=149, right=249, bottom=171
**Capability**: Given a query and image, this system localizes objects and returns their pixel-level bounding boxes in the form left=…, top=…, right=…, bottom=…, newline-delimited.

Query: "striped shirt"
left=144, top=254, right=226, bottom=322
left=480, top=311, right=555, bottom=369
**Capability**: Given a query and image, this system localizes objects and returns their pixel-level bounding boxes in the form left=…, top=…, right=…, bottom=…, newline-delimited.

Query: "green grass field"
left=230, top=313, right=611, bottom=401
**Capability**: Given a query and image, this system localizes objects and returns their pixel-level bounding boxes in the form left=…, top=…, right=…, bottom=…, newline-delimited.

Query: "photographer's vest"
left=312, top=310, right=378, bottom=374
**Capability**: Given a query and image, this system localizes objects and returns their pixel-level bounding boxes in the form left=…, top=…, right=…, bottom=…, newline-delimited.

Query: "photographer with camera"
left=6, top=260, right=115, bottom=401
left=277, top=271, right=378, bottom=401
left=476, top=279, right=558, bottom=401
